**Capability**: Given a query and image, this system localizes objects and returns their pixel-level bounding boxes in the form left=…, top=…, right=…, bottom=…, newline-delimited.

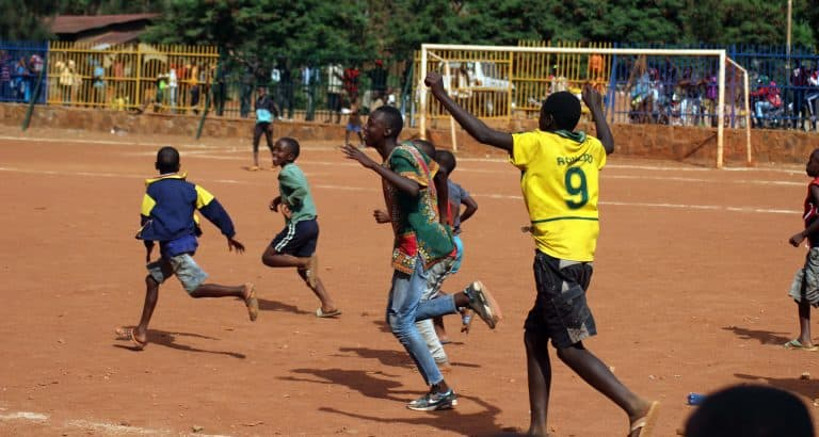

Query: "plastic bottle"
left=687, top=393, right=707, bottom=406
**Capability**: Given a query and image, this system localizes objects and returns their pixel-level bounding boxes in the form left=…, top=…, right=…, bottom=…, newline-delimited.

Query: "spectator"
left=324, top=63, right=343, bottom=123
left=805, top=67, right=819, bottom=130
left=13, top=57, right=29, bottom=102
left=240, top=61, right=256, bottom=118
left=189, top=63, right=201, bottom=114
left=368, top=59, right=388, bottom=101
left=28, top=53, right=43, bottom=103
left=792, top=61, right=809, bottom=130
left=279, top=62, right=294, bottom=119
left=58, top=60, right=75, bottom=105
left=92, top=59, right=106, bottom=107
left=302, top=65, right=317, bottom=121
left=168, top=64, right=178, bottom=113
left=342, top=64, right=360, bottom=103
left=751, top=75, right=782, bottom=127
left=0, top=51, right=11, bottom=101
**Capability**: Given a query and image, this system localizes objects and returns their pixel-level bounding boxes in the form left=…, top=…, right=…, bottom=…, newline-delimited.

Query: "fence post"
left=22, top=54, right=46, bottom=131
left=135, top=43, right=143, bottom=111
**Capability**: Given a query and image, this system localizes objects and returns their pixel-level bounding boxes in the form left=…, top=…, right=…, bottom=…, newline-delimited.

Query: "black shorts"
left=270, top=219, right=319, bottom=258
left=524, top=250, right=597, bottom=348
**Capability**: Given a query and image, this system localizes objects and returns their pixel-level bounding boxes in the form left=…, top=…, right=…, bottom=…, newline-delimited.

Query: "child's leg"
left=252, top=124, right=263, bottom=168
left=356, top=130, right=364, bottom=147
left=173, top=254, right=258, bottom=321
left=264, top=124, right=274, bottom=166
left=524, top=330, right=552, bottom=437
left=556, top=343, right=651, bottom=426
left=296, top=269, right=338, bottom=314
left=132, top=274, right=161, bottom=345
left=797, top=299, right=812, bottom=345
left=345, top=128, right=351, bottom=145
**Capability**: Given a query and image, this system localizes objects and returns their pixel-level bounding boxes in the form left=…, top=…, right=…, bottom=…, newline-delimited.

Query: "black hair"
left=685, top=385, right=814, bottom=437
left=540, top=91, right=581, bottom=131
left=278, top=137, right=300, bottom=160
left=156, top=146, right=180, bottom=173
left=411, top=139, right=435, bottom=158
left=374, top=106, right=403, bottom=138
left=435, top=149, right=456, bottom=174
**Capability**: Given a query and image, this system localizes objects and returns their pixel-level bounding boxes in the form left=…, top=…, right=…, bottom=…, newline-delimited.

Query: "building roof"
left=50, top=14, right=159, bottom=35
left=77, top=30, right=146, bottom=47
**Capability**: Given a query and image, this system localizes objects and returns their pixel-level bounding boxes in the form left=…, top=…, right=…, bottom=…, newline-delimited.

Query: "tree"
left=0, top=0, right=60, bottom=40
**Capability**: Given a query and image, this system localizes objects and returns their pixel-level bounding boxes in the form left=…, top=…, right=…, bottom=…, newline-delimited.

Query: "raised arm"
left=425, top=72, right=513, bottom=152
left=581, top=84, right=614, bottom=154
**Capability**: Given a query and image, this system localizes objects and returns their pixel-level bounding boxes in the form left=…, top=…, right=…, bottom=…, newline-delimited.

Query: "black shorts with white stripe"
left=270, top=218, right=319, bottom=258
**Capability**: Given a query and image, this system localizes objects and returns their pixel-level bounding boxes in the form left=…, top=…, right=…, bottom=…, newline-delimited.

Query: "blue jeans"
left=387, top=255, right=458, bottom=386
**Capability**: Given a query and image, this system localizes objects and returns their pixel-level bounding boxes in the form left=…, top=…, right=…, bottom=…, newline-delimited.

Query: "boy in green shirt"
left=262, top=137, right=340, bottom=318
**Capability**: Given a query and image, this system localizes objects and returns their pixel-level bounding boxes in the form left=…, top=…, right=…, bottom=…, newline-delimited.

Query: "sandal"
left=629, top=401, right=660, bottom=437
left=244, top=283, right=259, bottom=322
left=114, top=327, right=147, bottom=351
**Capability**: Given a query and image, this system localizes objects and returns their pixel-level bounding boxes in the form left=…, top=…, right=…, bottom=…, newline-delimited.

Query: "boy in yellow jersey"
left=426, top=72, right=659, bottom=437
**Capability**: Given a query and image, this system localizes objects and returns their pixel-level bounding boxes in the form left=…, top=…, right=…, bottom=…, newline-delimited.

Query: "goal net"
left=415, top=43, right=751, bottom=168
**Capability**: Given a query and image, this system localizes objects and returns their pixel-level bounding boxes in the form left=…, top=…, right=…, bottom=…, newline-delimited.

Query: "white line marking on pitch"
left=0, top=166, right=799, bottom=215
left=0, top=411, right=48, bottom=421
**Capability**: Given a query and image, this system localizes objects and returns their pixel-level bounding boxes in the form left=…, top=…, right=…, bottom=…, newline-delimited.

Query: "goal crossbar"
left=419, top=43, right=751, bottom=168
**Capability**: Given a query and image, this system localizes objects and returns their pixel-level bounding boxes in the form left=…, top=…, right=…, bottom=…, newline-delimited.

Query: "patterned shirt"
left=382, top=143, right=455, bottom=274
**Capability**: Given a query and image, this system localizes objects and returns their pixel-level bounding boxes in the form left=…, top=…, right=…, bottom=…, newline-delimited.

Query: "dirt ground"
left=0, top=127, right=818, bottom=436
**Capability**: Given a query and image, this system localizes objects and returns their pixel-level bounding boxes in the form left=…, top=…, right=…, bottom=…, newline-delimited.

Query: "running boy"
left=785, top=148, right=819, bottom=351
left=116, top=146, right=258, bottom=350
left=251, top=86, right=279, bottom=171
left=426, top=71, right=659, bottom=437
left=341, top=106, right=501, bottom=411
left=432, top=149, right=479, bottom=341
left=263, top=137, right=340, bottom=317
left=345, top=98, right=364, bottom=147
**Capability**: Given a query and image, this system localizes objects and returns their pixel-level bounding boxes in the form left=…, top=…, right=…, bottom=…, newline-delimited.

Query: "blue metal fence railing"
left=4, top=39, right=819, bottom=132
left=0, top=41, right=48, bottom=105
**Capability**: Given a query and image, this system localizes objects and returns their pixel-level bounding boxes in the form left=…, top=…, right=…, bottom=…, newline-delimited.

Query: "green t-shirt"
left=278, top=163, right=317, bottom=224
left=382, top=143, right=454, bottom=274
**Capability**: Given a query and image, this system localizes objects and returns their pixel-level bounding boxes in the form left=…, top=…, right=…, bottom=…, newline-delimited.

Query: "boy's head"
left=364, top=106, right=403, bottom=148
left=273, top=137, right=300, bottom=167
left=155, top=146, right=180, bottom=174
left=539, top=91, right=581, bottom=132
left=435, top=150, right=456, bottom=175
left=684, top=385, right=813, bottom=437
left=807, top=148, right=819, bottom=177
left=411, top=139, right=436, bottom=159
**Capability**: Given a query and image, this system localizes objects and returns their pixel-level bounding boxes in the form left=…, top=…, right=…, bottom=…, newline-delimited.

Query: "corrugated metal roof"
left=77, top=30, right=145, bottom=48
left=51, top=14, right=160, bottom=34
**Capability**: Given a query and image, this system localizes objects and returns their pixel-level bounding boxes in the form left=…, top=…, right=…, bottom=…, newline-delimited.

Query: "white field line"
left=0, top=133, right=805, bottom=174
left=0, top=166, right=800, bottom=215
left=0, top=411, right=48, bottom=421
left=0, top=409, right=230, bottom=436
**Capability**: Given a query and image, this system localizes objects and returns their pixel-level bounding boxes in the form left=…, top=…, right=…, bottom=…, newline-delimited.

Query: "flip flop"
left=114, top=326, right=147, bottom=351
left=315, top=308, right=342, bottom=318
left=784, top=339, right=818, bottom=351
left=629, top=401, right=660, bottom=437
left=244, top=283, right=259, bottom=322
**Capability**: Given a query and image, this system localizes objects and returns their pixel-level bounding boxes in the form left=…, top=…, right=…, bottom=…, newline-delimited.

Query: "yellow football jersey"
left=511, top=129, right=607, bottom=261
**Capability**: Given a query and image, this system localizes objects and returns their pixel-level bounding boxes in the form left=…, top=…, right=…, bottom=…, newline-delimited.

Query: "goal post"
left=418, top=43, right=751, bottom=168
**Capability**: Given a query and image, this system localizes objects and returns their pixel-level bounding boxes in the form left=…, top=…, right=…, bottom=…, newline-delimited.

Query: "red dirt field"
left=1, top=131, right=818, bottom=436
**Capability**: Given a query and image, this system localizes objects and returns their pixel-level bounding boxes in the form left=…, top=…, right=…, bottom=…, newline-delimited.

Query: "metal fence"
left=0, top=41, right=48, bottom=104
left=5, top=40, right=819, bottom=132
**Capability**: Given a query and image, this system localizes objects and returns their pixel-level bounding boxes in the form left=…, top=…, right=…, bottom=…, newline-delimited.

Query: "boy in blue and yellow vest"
left=426, top=72, right=659, bottom=437
left=116, top=146, right=259, bottom=351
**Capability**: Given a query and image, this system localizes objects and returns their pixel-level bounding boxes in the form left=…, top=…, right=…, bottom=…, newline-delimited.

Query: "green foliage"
left=0, top=0, right=59, bottom=40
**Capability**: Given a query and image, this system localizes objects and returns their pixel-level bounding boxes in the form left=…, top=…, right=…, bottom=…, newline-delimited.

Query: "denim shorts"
left=147, top=253, right=208, bottom=294
left=789, top=247, right=819, bottom=307
left=525, top=250, right=597, bottom=348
